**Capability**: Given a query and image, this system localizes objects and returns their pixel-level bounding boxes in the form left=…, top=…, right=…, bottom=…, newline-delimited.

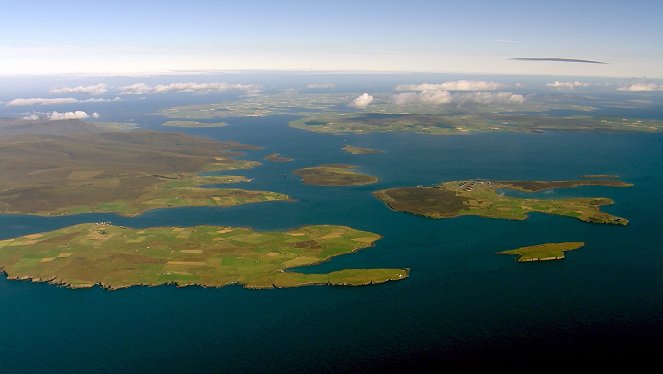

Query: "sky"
left=1, top=0, right=662, bottom=77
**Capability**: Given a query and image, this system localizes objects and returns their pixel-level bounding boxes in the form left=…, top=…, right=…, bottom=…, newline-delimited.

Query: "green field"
left=0, top=223, right=408, bottom=290
left=374, top=179, right=631, bottom=225
left=499, top=242, right=585, bottom=262
left=294, top=164, right=378, bottom=186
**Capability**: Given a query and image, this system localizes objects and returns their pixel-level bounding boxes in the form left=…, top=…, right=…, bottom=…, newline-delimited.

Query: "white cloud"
left=306, top=83, right=336, bottom=89
left=349, top=93, right=374, bottom=109
left=22, top=114, right=40, bottom=120
left=118, top=82, right=261, bottom=95
left=454, top=91, right=525, bottom=104
left=392, top=90, right=453, bottom=105
left=392, top=91, right=524, bottom=106
left=6, top=97, right=121, bottom=106
left=7, top=97, right=80, bottom=106
left=50, top=83, right=107, bottom=95
left=395, top=80, right=505, bottom=92
left=546, top=81, right=591, bottom=89
left=617, top=82, right=663, bottom=92
left=46, top=111, right=99, bottom=120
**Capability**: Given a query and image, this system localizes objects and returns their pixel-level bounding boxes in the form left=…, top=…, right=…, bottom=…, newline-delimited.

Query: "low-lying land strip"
left=290, top=112, right=663, bottom=135
left=374, top=179, right=631, bottom=225
left=498, top=242, right=585, bottom=262
left=0, top=223, right=408, bottom=289
left=161, top=121, right=227, bottom=128
left=264, top=153, right=293, bottom=162
left=342, top=145, right=384, bottom=154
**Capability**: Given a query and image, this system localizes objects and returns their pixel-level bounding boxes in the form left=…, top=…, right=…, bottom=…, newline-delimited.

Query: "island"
left=294, top=164, right=378, bottom=186
left=498, top=242, right=585, bottom=262
left=374, top=179, right=632, bottom=225
left=161, top=121, right=227, bottom=128
left=0, top=223, right=409, bottom=290
left=264, top=153, right=293, bottom=162
left=0, top=118, right=288, bottom=216
left=290, top=112, right=663, bottom=135
left=342, top=145, right=384, bottom=154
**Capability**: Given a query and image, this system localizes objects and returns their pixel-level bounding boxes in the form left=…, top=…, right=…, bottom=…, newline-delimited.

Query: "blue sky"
left=1, top=0, right=662, bottom=77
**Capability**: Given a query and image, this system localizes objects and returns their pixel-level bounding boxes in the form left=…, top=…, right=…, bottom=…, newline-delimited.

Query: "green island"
left=264, top=153, right=293, bottom=162
left=294, top=164, right=378, bottom=186
left=0, top=223, right=408, bottom=290
left=498, top=242, right=585, bottom=262
left=342, top=145, right=384, bottom=154
left=0, top=119, right=287, bottom=216
left=290, top=112, right=663, bottom=135
left=161, top=121, right=227, bottom=128
left=374, top=179, right=632, bottom=225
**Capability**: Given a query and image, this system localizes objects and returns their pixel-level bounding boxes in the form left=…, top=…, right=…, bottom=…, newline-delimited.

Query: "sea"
left=1, top=75, right=663, bottom=371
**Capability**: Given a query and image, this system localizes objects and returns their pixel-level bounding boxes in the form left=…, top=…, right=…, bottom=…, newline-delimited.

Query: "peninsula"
left=0, top=118, right=287, bottom=216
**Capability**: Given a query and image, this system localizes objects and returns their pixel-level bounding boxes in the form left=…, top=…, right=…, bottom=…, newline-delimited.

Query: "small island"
left=374, top=179, right=632, bottom=225
left=0, top=223, right=409, bottom=290
left=342, top=145, right=384, bottom=155
left=498, top=242, right=585, bottom=262
left=294, top=164, right=378, bottom=186
left=161, top=121, right=227, bottom=128
left=264, top=153, right=293, bottom=162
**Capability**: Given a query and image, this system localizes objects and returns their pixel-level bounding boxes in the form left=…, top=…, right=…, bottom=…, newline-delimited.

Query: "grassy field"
left=294, top=164, right=378, bottom=186
left=374, top=179, right=631, bottom=225
left=0, top=223, right=408, bottom=290
left=161, top=121, right=227, bottom=128
left=342, top=145, right=384, bottom=154
left=499, top=242, right=585, bottom=262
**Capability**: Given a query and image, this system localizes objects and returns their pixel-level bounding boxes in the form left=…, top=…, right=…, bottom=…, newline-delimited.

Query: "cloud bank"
left=119, top=82, right=261, bottom=95
left=7, top=97, right=121, bottom=106
left=617, top=82, right=663, bottom=92
left=349, top=93, right=374, bottom=109
left=546, top=81, right=591, bottom=89
left=23, top=111, right=100, bottom=120
left=396, top=80, right=504, bottom=92
left=50, top=83, right=107, bottom=95
left=392, top=91, right=524, bottom=105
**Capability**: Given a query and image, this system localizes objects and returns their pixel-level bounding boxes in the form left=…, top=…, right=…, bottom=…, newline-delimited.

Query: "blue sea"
left=2, top=82, right=663, bottom=371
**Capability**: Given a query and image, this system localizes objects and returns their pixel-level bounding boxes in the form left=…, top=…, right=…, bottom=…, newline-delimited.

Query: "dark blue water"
left=2, top=114, right=663, bottom=371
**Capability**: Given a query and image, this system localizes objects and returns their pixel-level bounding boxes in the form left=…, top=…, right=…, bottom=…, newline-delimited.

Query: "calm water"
left=2, top=114, right=663, bottom=371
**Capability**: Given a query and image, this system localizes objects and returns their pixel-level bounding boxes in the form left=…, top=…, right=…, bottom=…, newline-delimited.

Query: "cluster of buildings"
left=457, top=179, right=493, bottom=192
